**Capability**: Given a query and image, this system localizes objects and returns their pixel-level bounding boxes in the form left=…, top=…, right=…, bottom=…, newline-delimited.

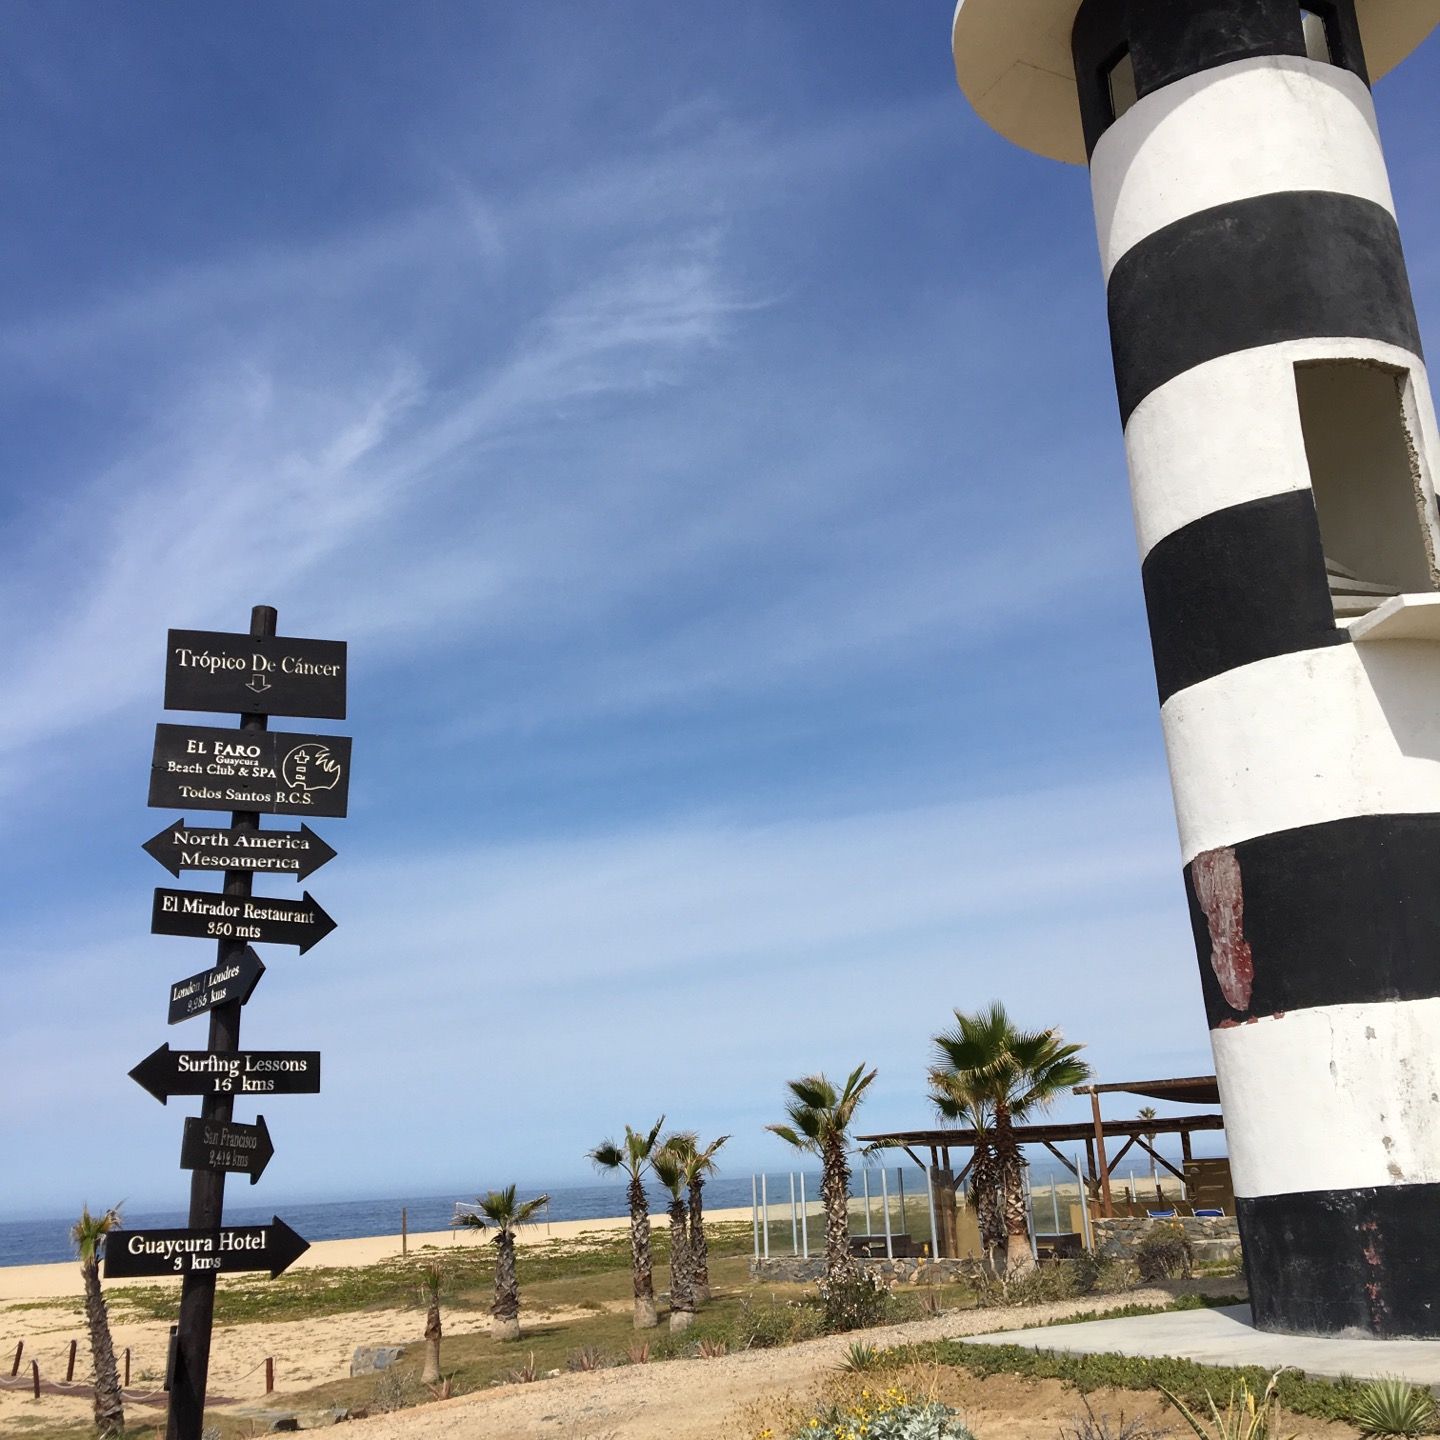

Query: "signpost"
left=119, top=605, right=348, bottom=1440
left=167, top=949, right=265, bottom=1025
left=164, top=629, right=346, bottom=719
left=151, top=888, right=336, bottom=952
left=129, top=1045, right=321, bottom=1103
left=179, top=1116, right=274, bottom=1184
left=149, top=725, right=352, bottom=817
left=103, top=1218, right=309, bottom=1279
left=145, top=820, right=335, bottom=880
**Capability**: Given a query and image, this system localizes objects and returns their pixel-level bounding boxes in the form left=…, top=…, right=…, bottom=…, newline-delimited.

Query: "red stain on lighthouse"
left=1193, top=846, right=1254, bottom=1011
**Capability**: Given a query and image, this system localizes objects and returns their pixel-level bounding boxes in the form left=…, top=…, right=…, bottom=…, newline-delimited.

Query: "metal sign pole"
left=166, top=605, right=274, bottom=1440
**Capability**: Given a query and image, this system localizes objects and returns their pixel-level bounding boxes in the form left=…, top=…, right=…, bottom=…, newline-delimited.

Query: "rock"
left=269, top=1419, right=299, bottom=1433
left=350, top=1346, right=405, bottom=1377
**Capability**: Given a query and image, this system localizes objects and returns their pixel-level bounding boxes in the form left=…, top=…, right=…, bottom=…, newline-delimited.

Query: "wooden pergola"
left=858, top=1074, right=1224, bottom=1220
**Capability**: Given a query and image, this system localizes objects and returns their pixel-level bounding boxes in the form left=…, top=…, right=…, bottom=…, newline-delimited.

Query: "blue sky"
left=3, top=5, right=1437, bottom=1219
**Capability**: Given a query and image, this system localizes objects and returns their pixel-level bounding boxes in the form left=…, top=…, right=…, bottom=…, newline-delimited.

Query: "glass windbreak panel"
left=1107, top=50, right=1138, bottom=121
left=1296, top=361, right=1438, bottom=618
left=1301, top=8, right=1334, bottom=64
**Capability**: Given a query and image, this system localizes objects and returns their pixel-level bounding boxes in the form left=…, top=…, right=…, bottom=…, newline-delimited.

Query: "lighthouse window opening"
left=1105, top=47, right=1138, bottom=122
left=1295, top=361, right=1439, bottom=619
left=1299, top=6, right=1338, bottom=66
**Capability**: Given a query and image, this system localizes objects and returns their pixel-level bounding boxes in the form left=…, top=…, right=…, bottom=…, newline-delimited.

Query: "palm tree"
left=417, top=1261, right=445, bottom=1382
left=589, top=1118, right=666, bottom=1328
left=72, top=1203, right=124, bottom=1438
left=1138, top=1105, right=1159, bottom=1189
left=666, top=1132, right=730, bottom=1303
left=928, top=1086, right=1005, bottom=1265
left=767, top=1064, right=876, bottom=1285
left=652, top=1145, right=696, bottom=1332
left=454, top=1185, right=551, bottom=1340
left=929, top=1003, right=1091, bottom=1276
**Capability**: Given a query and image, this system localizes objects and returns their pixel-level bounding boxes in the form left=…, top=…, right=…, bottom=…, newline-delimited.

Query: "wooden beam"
left=1090, top=1089, right=1114, bottom=1217
left=1134, top=1136, right=1185, bottom=1183
left=901, top=1145, right=926, bottom=1170
left=1040, top=1140, right=1079, bottom=1176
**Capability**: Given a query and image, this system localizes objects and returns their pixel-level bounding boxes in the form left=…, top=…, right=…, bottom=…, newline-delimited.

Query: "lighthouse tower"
left=952, top=0, right=1440, bottom=1336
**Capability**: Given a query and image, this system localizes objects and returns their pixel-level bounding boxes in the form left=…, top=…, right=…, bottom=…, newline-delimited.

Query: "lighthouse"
left=952, top=1, right=1440, bottom=1336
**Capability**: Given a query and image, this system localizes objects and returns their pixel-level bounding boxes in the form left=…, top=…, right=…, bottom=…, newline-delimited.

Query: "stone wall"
left=1092, top=1215, right=1242, bottom=1264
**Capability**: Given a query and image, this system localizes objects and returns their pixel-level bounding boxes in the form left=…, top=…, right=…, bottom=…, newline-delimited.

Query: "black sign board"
left=151, top=887, right=336, bottom=952
left=129, top=1043, right=321, bottom=1104
left=180, top=1115, right=273, bottom=1183
left=165, top=629, right=346, bottom=719
left=149, top=725, right=351, bottom=819
left=168, top=947, right=266, bottom=1025
left=144, top=818, right=336, bottom=880
left=103, top=1217, right=309, bottom=1279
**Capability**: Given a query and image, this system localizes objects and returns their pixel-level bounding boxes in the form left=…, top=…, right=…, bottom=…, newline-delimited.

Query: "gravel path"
left=342, top=1284, right=1224, bottom=1440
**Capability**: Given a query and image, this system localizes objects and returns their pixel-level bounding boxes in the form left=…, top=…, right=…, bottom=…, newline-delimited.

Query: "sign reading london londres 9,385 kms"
left=165, top=629, right=346, bottom=719
left=149, top=724, right=351, bottom=818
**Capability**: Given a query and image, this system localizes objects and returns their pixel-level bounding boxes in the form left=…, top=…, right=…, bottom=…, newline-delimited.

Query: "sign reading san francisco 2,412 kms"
left=144, top=817, right=337, bottom=880
left=152, top=887, right=336, bottom=951
left=168, top=947, right=266, bottom=1025
left=149, top=724, right=351, bottom=818
left=103, top=1218, right=309, bottom=1279
left=129, top=1044, right=321, bottom=1103
left=165, top=629, right=347, bottom=720
left=180, top=1115, right=274, bottom=1184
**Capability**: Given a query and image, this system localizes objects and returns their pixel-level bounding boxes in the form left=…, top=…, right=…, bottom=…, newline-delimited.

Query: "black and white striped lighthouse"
left=952, top=1, right=1440, bottom=1336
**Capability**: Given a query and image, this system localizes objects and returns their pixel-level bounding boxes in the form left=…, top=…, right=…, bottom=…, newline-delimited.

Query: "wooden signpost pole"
left=166, top=604, right=274, bottom=1440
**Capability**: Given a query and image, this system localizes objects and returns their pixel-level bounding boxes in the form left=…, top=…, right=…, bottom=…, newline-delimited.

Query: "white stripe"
left=1212, top=1000, right=1440, bottom=1197
left=1091, top=57, right=1393, bottom=280
left=1125, top=339, right=1436, bottom=560
left=1162, top=643, right=1440, bottom=863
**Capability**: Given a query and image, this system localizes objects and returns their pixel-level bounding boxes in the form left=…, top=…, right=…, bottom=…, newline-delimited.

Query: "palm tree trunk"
left=970, top=1143, right=1006, bottom=1267
left=993, top=1103, right=1034, bottom=1275
left=667, top=1199, right=695, bottom=1332
left=81, top=1259, right=124, bottom=1437
left=687, top=1177, right=710, bottom=1304
left=492, top=1232, right=521, bottom=1340
left=628, top=1173, right=657, bottom=1329
left=821, top=1136, right=857, bottom=1284
left=422, top=1304, right=442, bottom=1383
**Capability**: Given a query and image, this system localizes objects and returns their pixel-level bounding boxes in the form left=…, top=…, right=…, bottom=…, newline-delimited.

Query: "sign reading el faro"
left=165, top=628, right=347, bottom=719
left=149, top=724, right=351, bottom=817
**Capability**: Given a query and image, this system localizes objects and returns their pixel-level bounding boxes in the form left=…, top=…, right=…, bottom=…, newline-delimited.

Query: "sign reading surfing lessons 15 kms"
left=103, top=1217, right=309, bottom=1279
left=165, top=629, right=346, bottom=719
left=129, top=1044, right=321, bottom=1103
left=152, top=888, right=336, bottom=951
left=149, top=725, right=351, bottom=818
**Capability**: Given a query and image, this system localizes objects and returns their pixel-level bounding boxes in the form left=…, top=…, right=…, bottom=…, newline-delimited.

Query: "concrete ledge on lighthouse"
left=961, top=1303, right=1440, bottom=1383
left=1347, top=593, right=1440, bottom=641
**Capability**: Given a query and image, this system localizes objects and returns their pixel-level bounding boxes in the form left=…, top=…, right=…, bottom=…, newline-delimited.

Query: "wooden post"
left=265, top=1357, right=274, bottom=1394
left=124, top=1348, right=131, bottom=1389
left=1088, top=1089, right=1114, bottom=1218
left=66, top=1339, right=77, bottom=1382
left=402, top=1207, right=408, bottom=1258
left=11, top=1341, right=21, bottom=1376
left=167, top=604, right=275, bottom=1440
left=31, top=1359, right=40, bottom=1399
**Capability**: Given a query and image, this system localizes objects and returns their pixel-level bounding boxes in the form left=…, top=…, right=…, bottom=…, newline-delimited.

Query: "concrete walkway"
left=965, top=1304, right=1440, bottom=1384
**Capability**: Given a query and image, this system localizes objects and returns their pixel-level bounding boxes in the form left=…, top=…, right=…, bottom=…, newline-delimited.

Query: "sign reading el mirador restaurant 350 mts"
left=106, top=616, right=350, bottom=1440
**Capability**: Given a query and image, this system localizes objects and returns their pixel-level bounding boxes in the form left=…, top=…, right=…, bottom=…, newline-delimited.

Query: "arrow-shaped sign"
left=103, top=1217, right=309, bottom=1279
left=129, top=1044, right=321, bottom=1104
left=180, top=1114, right=273, bottom=1184
left=168, top=947, right=265, bottom=1025
left=144, top=819, right=336, bottom=881
left=151, top=888, right=336, bottom=952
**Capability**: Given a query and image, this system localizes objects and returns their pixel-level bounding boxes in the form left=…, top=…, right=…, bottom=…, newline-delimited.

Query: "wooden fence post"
left=10, top=1341, right=21, bottom=1376
left=402, top=1207, right=408, bottom=1258
left=66, top=1339, right=77, bottom=1382
left=124, top=1348, right=131, bottom=1389
left=265, top=1357, right=274, bottom=1393
left=31, top=1359, right=40, bottom=1399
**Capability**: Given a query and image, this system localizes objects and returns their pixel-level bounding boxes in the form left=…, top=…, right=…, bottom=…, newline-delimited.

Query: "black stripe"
left=1109, top=192, right=1421, bottom=423
left=1239, top=1185, right=1440, bottom=1337
left=1142, top=491, right=1344, bottom=704
left=1187, top=813, right=1440, bottom=1027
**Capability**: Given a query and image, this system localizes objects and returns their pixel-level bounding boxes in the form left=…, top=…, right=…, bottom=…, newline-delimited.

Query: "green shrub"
left=1135, top=1223, right=1193, bottom=1282
left=791, top=1386, right=975, bottom=1440
left=818, top=1269, right=892, bottom=1332
left=1162, top=1370, right=1294, bottom=1440
left=726, top=1296, right=824, bottom=1350
left=1351, top=1377, right=1439, bottom=1437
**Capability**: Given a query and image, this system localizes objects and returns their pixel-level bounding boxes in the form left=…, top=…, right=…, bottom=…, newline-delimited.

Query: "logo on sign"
left=281, top=744, right=342, bottom=793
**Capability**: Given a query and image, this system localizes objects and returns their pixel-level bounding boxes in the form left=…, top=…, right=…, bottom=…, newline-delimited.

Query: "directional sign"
left=152, top=888, right=336, bottom=952
left=168, top=948, right=265, bottom=1025
left=103, top=1217, right=309, bottom=1279
left=165, top=629, right=346, bottom=719
left=144, top=818, right=336, bottom=881
left=129, top=1044, right=321, bottom=1104
left=149, top=725, right=351, bottom=819
left=180, top=1115, right=273, bottom=1184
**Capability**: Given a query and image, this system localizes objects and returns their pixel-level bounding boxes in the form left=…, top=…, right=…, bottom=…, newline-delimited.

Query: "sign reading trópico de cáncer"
left=165, top=629, right=347, bottom=719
